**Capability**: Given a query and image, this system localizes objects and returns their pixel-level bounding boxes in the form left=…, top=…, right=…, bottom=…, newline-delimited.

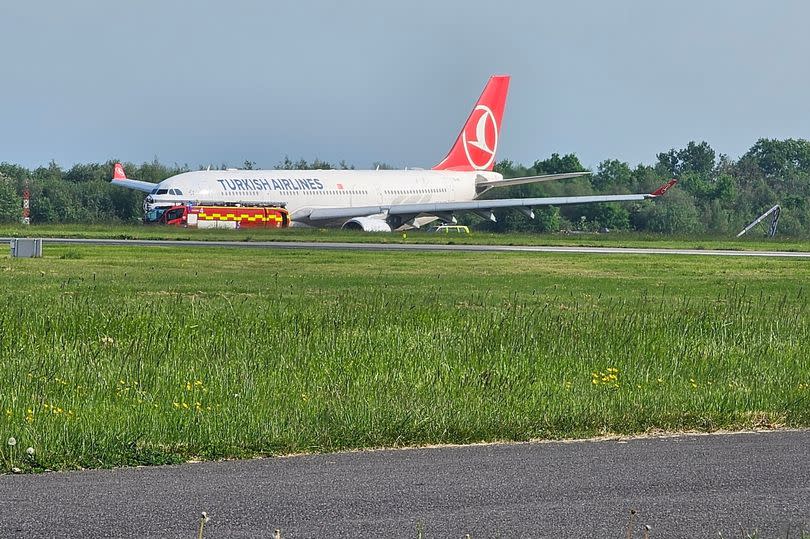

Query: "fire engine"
left=144, top=204, right=289, bottom=229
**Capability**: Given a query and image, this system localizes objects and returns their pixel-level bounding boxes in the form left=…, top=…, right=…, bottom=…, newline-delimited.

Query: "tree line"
left=0, top=138, right=809, bottom=236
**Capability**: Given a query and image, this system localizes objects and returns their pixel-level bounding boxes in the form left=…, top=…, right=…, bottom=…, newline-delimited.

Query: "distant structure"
left=22, top=179, right=30, bottom=225
left=737, top=205, right=780, bottom=238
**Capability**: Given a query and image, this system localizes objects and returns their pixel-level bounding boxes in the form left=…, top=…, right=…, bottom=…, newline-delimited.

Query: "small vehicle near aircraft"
left=144, top=204, right=289, bottom=229
left=427, top=224, right=470, bottom=234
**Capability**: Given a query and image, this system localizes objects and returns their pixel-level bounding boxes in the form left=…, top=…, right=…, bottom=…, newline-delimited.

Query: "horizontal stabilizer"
left=110, top=162, right=158, bottom=193
left=476, top=171, right=592, bottom=190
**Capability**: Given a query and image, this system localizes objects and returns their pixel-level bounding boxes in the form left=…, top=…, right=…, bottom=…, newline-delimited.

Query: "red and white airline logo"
left=114, top=164, right=125, bottom=179
left=462, top=105, right=498, bottom=170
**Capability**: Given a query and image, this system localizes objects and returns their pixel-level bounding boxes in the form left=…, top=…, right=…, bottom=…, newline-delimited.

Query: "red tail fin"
left=113, top=163, right=127, bottom=180
left=433, top=75, right=510, bottom=172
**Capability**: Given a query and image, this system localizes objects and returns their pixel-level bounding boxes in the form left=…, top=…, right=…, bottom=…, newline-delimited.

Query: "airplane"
left=111, top=75, right=677, bottom=231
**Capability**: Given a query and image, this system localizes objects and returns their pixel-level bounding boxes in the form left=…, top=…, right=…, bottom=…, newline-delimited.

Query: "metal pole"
left=22, top=178, right=30, bottom=225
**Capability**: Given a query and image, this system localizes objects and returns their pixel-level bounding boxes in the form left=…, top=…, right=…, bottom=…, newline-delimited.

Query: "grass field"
left=2, top=223, right=810, bottom=252
left=0, top=244, right=808, bottom=472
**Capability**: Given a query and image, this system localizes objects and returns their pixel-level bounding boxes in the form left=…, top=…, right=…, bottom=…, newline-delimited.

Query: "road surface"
left=5, top=236, right=810, bottom=257
left=1, top=431, right=807, bottom=538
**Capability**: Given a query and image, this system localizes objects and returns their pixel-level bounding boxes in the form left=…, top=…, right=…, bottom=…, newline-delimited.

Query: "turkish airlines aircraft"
left=111, top=75, right=676, bottom=230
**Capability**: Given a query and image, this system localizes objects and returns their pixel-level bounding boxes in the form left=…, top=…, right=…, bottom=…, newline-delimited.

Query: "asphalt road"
left=1, top=431, right=807, bottom=538
left=5, top=236, right=810, bottom=257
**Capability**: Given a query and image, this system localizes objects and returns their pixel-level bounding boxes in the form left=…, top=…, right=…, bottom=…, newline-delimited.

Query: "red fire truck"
left=144, top=204, right=289, bottom=229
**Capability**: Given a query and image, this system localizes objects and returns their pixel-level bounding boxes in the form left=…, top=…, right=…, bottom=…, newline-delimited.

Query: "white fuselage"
left=145, top=169, right=501, bottom=225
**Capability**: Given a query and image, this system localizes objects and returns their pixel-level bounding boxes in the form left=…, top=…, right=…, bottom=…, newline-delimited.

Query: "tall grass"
left=1, top=256, right=807, bottom=472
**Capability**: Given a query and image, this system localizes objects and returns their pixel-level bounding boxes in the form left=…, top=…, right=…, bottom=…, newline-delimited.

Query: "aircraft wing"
left=298, top=179, right=677, bottom=223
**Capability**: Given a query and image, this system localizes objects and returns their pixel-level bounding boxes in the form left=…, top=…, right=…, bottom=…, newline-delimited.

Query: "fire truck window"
left=144, top=208, right=165, bottom=222
left=165, top=208, right=184, bottom=221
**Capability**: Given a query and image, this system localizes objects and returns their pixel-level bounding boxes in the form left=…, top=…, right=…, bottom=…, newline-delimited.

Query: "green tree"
left=743, top=138, right=810, bottom=177
left=593, top=159, right=632, bottom=191
left=632, top=189, right=702, bottom=234
left=533, top=153, right=586, bottom=174
left=0, top=175, right=21, bottom=222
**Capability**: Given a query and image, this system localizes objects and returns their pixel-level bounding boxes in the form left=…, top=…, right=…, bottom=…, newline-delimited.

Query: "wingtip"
left=651, top=179, right=677, bottom=197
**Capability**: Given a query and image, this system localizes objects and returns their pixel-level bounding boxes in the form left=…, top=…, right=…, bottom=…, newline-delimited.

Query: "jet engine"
left=342, top=217, right=392, bottom=232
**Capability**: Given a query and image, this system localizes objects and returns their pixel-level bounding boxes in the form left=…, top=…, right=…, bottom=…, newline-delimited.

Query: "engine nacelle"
left=342, top=217, right=392, bottom=232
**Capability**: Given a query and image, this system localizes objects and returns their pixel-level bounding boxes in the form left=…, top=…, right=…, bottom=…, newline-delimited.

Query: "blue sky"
left=2, top=0, right=809, bottom=171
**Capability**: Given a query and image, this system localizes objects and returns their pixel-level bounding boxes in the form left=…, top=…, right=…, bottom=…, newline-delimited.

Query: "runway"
left=6, top=237, right=810, bottom=257
left=1, top=431, right=807, bottom=537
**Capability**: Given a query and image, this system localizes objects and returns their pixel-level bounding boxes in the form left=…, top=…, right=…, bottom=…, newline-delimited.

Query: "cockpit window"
left=150, top=188, right=158, bottom=195
left=156, top=189, right=169, bottom=195
left=175, top=189, right=183, bottom=195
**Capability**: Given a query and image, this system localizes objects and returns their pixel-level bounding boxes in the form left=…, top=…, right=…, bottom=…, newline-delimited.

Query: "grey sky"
left=2, top=0, right=809, bottom=171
